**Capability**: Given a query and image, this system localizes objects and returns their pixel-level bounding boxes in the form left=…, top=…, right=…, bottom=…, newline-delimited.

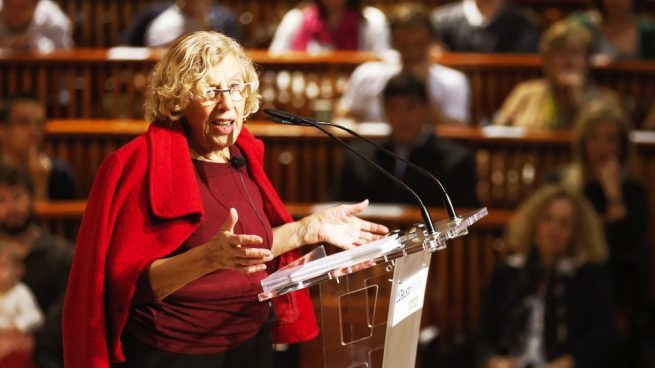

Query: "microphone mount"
left=263, top=108, right=439, bottom=236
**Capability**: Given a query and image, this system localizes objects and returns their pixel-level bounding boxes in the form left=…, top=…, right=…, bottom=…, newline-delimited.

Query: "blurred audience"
left=430, top=0, right=541, bottom=53
left=335, top=3, right=470, bottom=124
left=476, top=185, right=615, bottom=368
left=0, top=95, right=77, bottom=201
left=269, top=0, right=390, bottom=54
left=121, top=0, right=241, bottom=47
left=0, top=162, right=72, bottom=368
left=569, top=0, right=655, bottom=62
left=0, top=0, right=72, bottom=52
left=548, top=100, right=649, bottom=367
left=494, top=20, right=618, bottom=129
left=0, top=245, right=42, bottom=368
left=334, top=71, right=478, bottom=208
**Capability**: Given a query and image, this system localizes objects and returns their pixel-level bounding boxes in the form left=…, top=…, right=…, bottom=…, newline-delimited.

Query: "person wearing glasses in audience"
left=62, top=31, right=389, bottom=368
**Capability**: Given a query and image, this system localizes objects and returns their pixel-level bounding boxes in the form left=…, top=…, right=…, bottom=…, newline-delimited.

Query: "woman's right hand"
left=202, top=208, right=273, bottom=273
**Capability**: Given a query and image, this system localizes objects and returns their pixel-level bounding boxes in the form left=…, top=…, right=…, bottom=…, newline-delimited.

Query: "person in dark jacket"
left=430, top=0, right=541, bottom=53
left=335, top=70, right=479, bottom=208
left=476, top=185, right=615, bottom=368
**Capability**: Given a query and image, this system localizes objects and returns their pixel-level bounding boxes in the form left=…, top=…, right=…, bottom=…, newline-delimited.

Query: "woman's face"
left=546, top=43, right=589, bottom=88
left=535, top=198, right=576, bottom=259
left=185, top=54, right=247, bottom=158
left=583, top=120, right=622, bottom=168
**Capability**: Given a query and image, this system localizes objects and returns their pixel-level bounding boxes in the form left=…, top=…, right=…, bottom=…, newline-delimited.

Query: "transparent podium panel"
left=259, top=207, right=488, bottom=368
left=317, top=249, right=432, bottom=368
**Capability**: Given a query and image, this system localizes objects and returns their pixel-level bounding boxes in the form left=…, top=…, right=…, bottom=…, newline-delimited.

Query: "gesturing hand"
left=203, top=208, right=273, bottom=273
left=300, top=199, right=389, bottom=250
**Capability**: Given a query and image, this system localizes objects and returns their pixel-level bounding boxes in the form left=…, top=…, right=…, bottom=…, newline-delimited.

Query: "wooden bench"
left=4, top=50, right=655, bottom=127
left=44, top=119, right=655, bottom=211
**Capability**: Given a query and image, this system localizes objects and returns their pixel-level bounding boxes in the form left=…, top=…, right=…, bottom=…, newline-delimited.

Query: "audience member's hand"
left=597, top=158, right=621, bottom=200
left=486, top=356, right=519, bottom=368
left=300, top=199, right=389, bottom=250
left=202, top=208, right=273, bottom=273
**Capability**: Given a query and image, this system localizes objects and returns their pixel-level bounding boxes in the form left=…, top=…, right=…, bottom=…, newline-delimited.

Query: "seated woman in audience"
left=550, top=100, right=648, bottom=364
left=569, top=0, right=655, bottom=62
left=0, top=0, right=72, bottom=52
left=476, top=185, right=615, bottom=368
left=494, top=20, right=618, bottom=129
left=269, top=0, right=390, bottom=54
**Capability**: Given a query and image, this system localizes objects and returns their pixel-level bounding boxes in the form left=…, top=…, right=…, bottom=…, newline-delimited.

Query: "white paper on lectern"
left=261, top=234, right=401, bottom=292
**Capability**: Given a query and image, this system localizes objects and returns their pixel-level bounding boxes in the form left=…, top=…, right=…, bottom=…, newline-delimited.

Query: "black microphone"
left=230, top=156, right=247, bottom=168
left=263, top=108, right=437, bottom=235
left=318, top=121, right=459, bottom=221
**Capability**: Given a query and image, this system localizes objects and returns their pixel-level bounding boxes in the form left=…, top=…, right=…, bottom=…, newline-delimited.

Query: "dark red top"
left=126, top=152, right=273, bottom=354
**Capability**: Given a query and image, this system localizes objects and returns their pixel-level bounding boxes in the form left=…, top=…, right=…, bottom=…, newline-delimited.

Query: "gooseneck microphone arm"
left=263, top=108, right=437, bottom=235
left=317, top=121, right=459, bottom=221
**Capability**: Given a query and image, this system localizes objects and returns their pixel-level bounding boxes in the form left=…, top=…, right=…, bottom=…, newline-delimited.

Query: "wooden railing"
left=0, top=49, right=375, bottom=120
left=49, top=0, right=628, bottom=48
left=44, top=120, right=655, bottom=212
left=34, top=198, right=509, bottom=355
left=4, top=50, right=655, bottom=127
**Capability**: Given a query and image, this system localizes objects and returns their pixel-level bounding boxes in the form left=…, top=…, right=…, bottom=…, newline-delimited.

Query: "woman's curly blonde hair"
left=505, top=185, right=608, bottom=264
left=144, top=31, right=260, bottom=123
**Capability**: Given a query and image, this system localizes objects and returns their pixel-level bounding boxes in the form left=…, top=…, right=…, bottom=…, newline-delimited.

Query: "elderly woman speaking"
left=62, top=31, right=388, bottom=368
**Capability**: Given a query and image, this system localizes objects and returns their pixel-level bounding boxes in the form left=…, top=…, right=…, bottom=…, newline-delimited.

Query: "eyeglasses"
left=202, top=82, right=252, bottom=103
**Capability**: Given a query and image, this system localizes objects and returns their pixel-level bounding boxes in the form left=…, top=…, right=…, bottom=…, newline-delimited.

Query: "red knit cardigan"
left=62, top=123, right=318, bottom=367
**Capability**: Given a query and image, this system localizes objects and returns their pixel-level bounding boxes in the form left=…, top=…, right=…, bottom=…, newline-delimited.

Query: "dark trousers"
left=114, top=321, right=273, bottom=368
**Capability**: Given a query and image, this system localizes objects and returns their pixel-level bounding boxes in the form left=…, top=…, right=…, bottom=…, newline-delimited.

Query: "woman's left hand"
left=300, top=199, right=389, bottom=250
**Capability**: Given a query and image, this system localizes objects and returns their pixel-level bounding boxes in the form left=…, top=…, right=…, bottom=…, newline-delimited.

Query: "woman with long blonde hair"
left=476, top=185, right=615, bottom=368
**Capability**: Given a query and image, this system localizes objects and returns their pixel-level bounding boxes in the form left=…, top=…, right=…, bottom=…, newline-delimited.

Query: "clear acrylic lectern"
left=259, top=208, right=488, bottom=368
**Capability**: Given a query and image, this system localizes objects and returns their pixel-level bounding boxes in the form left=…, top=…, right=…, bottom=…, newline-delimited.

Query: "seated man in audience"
left=334, top=71, right=479, bottom=208
left=0, top=162, right=73, bottom=368
left=431, top=0, right=541, bottom=53
left=121, top=0, right=241, bottom=47
left=493, top=20, right=618, bottom=129
left=0, top=245, right=43, bottom=368
left=0, top=95, right=77, bottom=200
left=335, top=3, right=470, bottom=125
left=0, top=0, right=72, bottom=52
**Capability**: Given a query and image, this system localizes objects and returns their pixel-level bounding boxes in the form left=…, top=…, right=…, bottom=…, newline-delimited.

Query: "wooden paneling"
left=4, top=50, right=655, bottom=127
left=43, top=120, right=655, bottom=216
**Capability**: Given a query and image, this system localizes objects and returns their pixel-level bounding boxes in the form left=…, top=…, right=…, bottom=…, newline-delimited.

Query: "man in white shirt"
left=144, top=0, right=240, bottom=47
left=336, top=3, right=470, bottom=125
left=0, top=0, right=72, bottom=52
